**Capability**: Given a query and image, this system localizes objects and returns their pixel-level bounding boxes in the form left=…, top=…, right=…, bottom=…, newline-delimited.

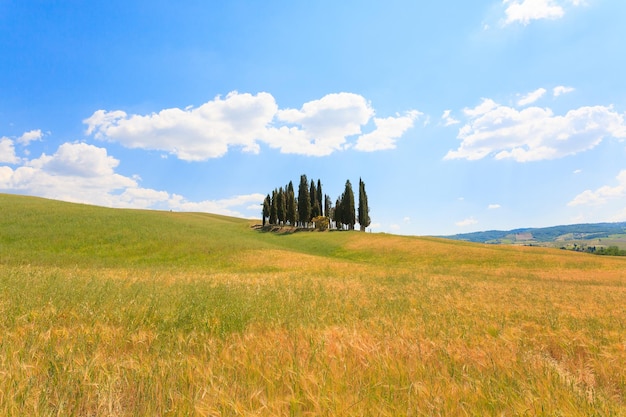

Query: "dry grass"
left=1, top=195, right=625, bottom=415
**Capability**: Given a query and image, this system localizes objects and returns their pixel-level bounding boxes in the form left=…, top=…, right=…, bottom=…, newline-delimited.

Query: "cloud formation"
left=502, top=0, right=582, bottom=25
left=568, top=170, right=626, bottom=207
left=456, top=217, right=478, bottom=227
left=553, top=86, right=575, bottom=97
left=0, top=137, right=19, bottom=164
left=17, top=129, right=44, bottom=145
left=517, top=88, right=547, bottom=106
left=0, top=137, right=263, bottom=217
left=445, top=95, right=626, bottom=162
left=85, top=92, right=419, bottom=160
left=441, top=110, right=460, bottom=126
left=354, top=111, right=421, bottom=151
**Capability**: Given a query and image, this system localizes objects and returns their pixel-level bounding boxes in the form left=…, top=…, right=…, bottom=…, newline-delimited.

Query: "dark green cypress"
left=358, top=178, right=371, bottom=231
left=298, top=175, right=311, bottom=227
left=286, top=181, right=297, bottom=226
left=269, top=189, right=278, bottom=225
left=343, top=180, right=356, bottom=230
left=262, top=194, right=271, bottom=226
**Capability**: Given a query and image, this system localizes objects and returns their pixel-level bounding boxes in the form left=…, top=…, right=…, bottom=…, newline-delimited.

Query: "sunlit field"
left=1, top=194, right=625, bottom=415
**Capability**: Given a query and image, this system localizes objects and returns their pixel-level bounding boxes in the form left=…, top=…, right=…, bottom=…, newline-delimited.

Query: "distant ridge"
left=442, top=222, right=626, bottom=244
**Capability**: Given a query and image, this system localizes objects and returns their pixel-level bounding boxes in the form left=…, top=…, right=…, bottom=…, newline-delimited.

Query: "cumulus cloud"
left=488, top=204, right=502, bottom=209
left=85, top=92, right=277, bottom=160
left=517, top=88, right=547, bottom=106
left=354, top=111, right=421, bottom=152
left=553, top=86, right=575, bottom=97
left=84, top=91, right=419, bottom=160
left=0, top=137, right=20, bottom=164
left=441, top=110, right=460, bottom=126
left=0, top=141, right=264, bottom=217
left=503, top=0, right=565, bottom=25
left=568, top=170, right=626, bottom=207
left=17, top=129, right=44, bottom=145
left=456, top=217, right=478, bottom=227
left=36, top=142, right=119, bottom=177
left=445, top=97, right=626, bottom=162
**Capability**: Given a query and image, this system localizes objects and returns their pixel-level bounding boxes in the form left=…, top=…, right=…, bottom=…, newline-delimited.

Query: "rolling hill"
left=1, top=193, right=625, bottom=416
left=443, top=222, right=626, bottom=247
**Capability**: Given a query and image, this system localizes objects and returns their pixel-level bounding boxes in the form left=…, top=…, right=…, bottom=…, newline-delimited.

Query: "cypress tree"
left=343, top=180, right=356, bottom=230
left=262, top=194, right=271, bottom=226
left=317, top=179, right=323, bottom=217
left=334, top=195, right=343, bottom=230
left=269, top=189, right=278, bottom=225
left=298, top=175, right=311, bottom=227
left=358, top=177, right=371, bottom=231
left=286, top=181, right=297, bottom=226
left=310, top=180, right=320, bottom=219
left=277, top=187, right=286, bottom=225
left=324, top=194, right=332, bottom=220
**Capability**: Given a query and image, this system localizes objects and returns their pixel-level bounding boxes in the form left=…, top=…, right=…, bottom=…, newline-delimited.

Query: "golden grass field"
left=0, top=194, right=625, bottom=415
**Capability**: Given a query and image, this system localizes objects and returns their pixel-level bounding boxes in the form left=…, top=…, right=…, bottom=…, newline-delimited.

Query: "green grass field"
left=1, top=193, right=625, bottom=416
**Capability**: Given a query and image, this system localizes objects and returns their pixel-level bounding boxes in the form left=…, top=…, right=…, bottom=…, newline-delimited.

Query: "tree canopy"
left=262, top=174, right=371, bottom=231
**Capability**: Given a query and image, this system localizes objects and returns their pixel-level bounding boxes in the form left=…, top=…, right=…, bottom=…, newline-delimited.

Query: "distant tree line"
left=560, top=244, right=626, bottom=256
left=262, top=175, right=371, bottom=231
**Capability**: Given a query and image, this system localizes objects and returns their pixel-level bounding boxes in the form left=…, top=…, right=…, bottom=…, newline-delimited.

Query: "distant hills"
left=442, top=222, right=626, bottom=247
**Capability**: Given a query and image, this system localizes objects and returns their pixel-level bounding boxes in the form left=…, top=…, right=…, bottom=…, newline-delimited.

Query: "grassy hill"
left=1, top=193, right=625, bottom=415
left=444, top=222, right=626, bottom=248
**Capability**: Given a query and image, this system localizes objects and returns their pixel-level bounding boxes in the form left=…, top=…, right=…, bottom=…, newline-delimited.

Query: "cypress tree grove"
left=358, top=177, right=371, bottom=231
left=262, top=174, right=369, bottom=231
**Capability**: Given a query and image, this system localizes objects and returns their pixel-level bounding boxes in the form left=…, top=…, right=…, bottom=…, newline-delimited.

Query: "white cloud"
left=517, top=88, right=547, bottom=106
left=17, top=129, right=44, bottom=145
left=488, top=204, right=502, bottom=209
left=0, top=141, right=264, bottom=217
left=441, top=110, right=460, bottom=126
left=271, top=92, right=374, bottom=155
left=0, top=137, right=20, bottom=164
left=456, top=217, right=478, bottom=227
left=85, top=91, right=418, bottom=159
left=354, top=111, right=421, bottom=152
left=84, top=92, right=277, bottom=161
left=445, top=98, right=626, bottom=162
left=35, top=142, right=119, bottom=177
left=573, top=169, right=582, bottom=174
left=503, top=0, right=564, bottom=25
left=502, top=0, right=587, bottom=26
left=553, top=86, right=575, bottom=97
left=568, top=170, right=626, bottom=207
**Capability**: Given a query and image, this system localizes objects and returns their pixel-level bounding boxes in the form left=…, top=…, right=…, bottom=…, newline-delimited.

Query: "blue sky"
left=1, top=0, right=625, bottom=235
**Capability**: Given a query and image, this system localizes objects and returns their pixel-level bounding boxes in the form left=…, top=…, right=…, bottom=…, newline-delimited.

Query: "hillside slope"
left=1, top=193, right=616, bottom=273
left=443, top=222, right=626, bottom=246
left=1, top=193, right=626, bottom=416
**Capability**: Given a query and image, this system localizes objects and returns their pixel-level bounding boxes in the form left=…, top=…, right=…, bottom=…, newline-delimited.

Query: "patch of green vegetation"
left=0, top=193, right=272, bottom=269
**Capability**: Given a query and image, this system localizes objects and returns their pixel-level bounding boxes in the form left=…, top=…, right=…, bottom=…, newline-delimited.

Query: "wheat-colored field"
left=1, top=194, right=625, bottom=415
